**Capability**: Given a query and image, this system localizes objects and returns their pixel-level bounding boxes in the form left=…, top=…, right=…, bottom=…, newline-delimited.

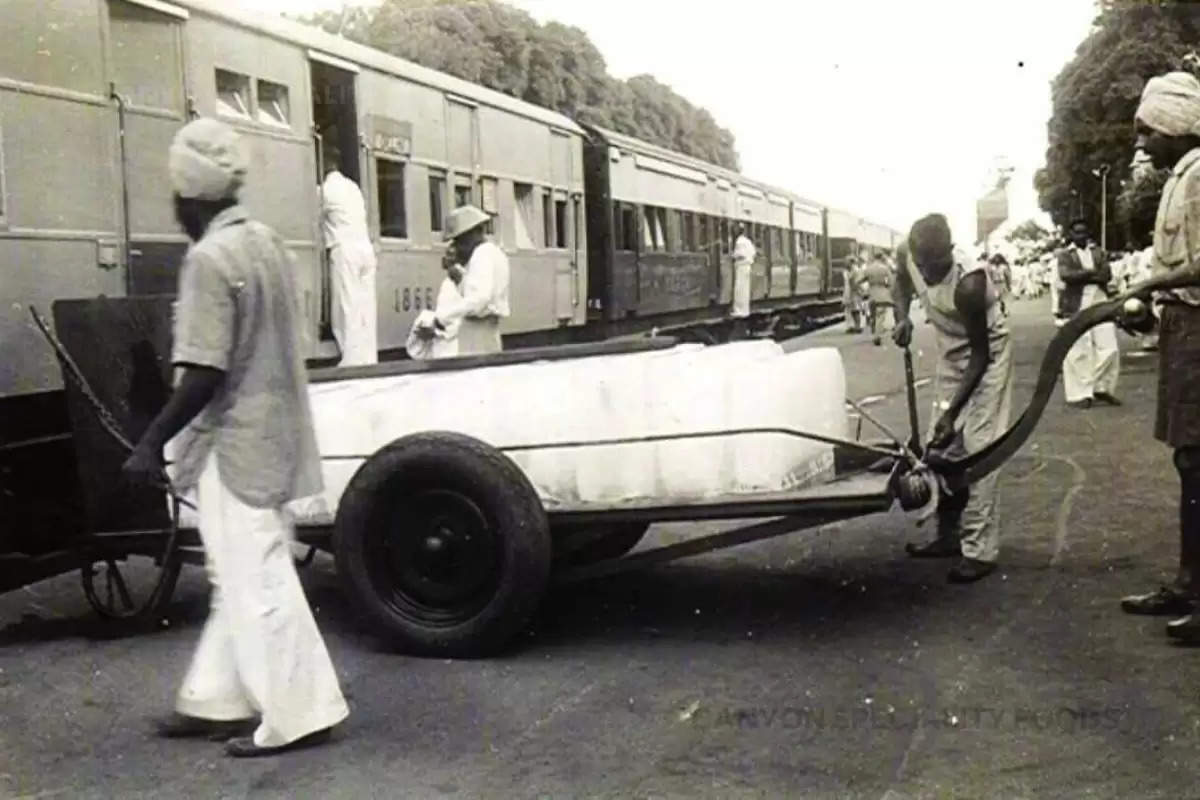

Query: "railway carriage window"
left=555, top=198, right=568, bottom=249
left=479, top=177, right=498, bottom=235
left=543, top=190, right=554, bottom=248
left=454, top=182, right=472, bottom=208
left=109, top=0, right=183, bottom=112
left=616, top=204, right=637, bottom=251
left=657, top=208, right=670, bottom=251
left=514, top=184, right=536, bottom=249
left=698, top=215, right=708, bottom=252
left=256, top=80, right=291, bottom=128
left=377, top=158, right=408, bottom=239
left=215, top=69, right=252, bottom=120
left=429, top=171, right=446, bottom=233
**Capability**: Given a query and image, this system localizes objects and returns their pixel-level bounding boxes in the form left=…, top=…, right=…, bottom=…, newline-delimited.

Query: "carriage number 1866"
left=399, top=287, right=435, bottom=312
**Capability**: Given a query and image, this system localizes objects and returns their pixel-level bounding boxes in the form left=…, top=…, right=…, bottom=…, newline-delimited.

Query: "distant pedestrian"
left=862, top=251, right=895, bottom=345
left=1056, top=218, right=1120, bottom=408
left=730, top=222, right=756, bottom=339
left=843, top=256, right=865, bottom=333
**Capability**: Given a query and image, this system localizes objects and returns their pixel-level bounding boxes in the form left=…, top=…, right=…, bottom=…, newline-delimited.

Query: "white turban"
left=168, top=117, right=247, bottom=200
left=1136, top=71, right=1200, bottom=137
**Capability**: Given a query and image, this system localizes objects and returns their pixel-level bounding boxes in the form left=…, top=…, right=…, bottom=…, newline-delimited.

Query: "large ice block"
left=177, top=343, right=849, bottom=527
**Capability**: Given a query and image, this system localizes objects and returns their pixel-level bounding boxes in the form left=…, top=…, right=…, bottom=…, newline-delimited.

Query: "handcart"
left=2, top=292, right=1123, bottom=657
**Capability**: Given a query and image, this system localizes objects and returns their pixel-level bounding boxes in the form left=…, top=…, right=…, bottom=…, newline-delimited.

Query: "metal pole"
left=1101, top=168, right=1108, bottom=251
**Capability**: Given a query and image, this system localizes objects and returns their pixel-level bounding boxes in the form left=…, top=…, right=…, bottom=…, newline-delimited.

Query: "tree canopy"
left=295, top=0, right=741, bottom=170
left=1036, top=0, right=1200, bottom=249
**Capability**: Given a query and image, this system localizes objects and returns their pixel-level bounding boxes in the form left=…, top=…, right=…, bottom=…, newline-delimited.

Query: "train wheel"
left=334, top=431, right=551, bottom=658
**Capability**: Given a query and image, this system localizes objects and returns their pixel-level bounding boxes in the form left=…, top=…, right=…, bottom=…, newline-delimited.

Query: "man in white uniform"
left=730, top=222, right=755, bottom=339
left=1056, top=218, right=1120, bottom=408
left=321, top=149, right=378, bottom=366
left=418, top=205, right=509, bottom=355
left=123, top=118, right=348, bottom=757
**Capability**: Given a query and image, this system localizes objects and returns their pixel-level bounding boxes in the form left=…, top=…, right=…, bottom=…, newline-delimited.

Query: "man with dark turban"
left=1117, top=71, right=1200, bottom=643
left=122, top=117, right=349, bottom=755
left=892, top=214, right=1013, bottom=583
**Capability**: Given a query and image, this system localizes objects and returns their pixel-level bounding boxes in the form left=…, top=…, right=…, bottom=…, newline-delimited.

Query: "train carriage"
left=0, top=0, right=900, bottom=555
left=581, top=124, right=838, bottom=340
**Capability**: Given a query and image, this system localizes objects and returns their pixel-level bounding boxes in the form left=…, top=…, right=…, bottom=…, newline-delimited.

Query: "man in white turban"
left=123, top=117, right=349, bottom=756
left=1117, top=71, right=1200, bottom=643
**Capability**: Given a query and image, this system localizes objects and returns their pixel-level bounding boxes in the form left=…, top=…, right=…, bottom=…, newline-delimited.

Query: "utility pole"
left=1092, top=164, right=1110, bottom=250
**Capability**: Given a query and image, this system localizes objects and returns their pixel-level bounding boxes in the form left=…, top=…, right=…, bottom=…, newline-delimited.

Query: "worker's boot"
left=905, top=487, right=968, bottom=558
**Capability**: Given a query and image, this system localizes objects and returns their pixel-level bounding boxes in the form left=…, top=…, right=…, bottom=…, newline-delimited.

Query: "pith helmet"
left=444, top=205, right=490, bottom=242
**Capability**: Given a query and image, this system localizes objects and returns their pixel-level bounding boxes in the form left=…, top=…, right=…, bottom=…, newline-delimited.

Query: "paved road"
left=2, top=299, right=1197, bottom=799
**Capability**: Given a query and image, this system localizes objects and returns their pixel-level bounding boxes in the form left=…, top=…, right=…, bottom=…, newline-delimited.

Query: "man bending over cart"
left=122, top=118, right=349, bottom=756
left=893, top=214, right=1014, bottom=583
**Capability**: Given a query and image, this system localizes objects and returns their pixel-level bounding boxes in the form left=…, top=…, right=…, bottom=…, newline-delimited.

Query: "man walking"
left=862, top=251, right=895, bottom=346
left=321, top=147, right=378, bottom=366
left=1117, top=71, right=1200, bottom=642
left=1056, top=218, right=1120, bottom=408
left=419, top=204, right=510, bottom=355
left=123, top=118, right=349, bottom=755
left=893, top=214, right=1014, bottom=583
left=843, top=255, right=865, bottom=333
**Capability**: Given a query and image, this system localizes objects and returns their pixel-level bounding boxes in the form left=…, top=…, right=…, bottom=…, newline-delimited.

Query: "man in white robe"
left=416, top=205, right=509, bottom=355
left=123, top=118, right=349, bottom=757
left=730, top=222, right=755, bottom=339
left=321, top=151, right=378, bottom=366
left=407, top=255, right=464, bottom=359
left=1056, top=218, right=1121, bottom=408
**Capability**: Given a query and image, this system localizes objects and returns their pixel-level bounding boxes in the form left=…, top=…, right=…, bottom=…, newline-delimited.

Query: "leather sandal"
left=225, top=727, right=333, bottom=758
left=154, top=713, right=257, bottom=741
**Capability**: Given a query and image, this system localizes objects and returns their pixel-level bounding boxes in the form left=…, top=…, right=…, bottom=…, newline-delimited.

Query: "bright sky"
left=242, top=0, right=1099, bottom=245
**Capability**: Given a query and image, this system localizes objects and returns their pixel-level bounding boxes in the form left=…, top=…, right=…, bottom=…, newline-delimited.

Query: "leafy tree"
left=1036, top=0, right=1200, bottom=249
left=293, top=0, right=740, bottom=170
left=1006, top=219, right=1050, bottom=243
left=1116, top=168, right=1169, bottom=249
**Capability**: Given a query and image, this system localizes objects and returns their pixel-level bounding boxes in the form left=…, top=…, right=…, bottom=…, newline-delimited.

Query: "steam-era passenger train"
left=0, top=0, right=901, bottom=519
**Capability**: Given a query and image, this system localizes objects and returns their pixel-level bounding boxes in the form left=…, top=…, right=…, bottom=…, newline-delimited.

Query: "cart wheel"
left=334, top=431, right=551, bottom=658
left=81, top=552, right=182, bottom=621
left=553, top=522, right=649, bottom=567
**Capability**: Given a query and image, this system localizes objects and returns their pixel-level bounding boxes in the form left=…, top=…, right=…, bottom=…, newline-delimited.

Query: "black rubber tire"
left=553, top=522, right=650, bottom=567
left=334, top=431, right=551, bottom=658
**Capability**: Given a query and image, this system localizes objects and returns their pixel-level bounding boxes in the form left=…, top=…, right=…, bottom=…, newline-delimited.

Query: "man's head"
left=168, top=117, right=245, bottom=241
left=908, top=213, right=955, bottom=282
left=444, top=205, right=489, bottom=262
left=1135, top=71, right=1200, bottom=170
left=1068, top=218, right=1089, bottom=249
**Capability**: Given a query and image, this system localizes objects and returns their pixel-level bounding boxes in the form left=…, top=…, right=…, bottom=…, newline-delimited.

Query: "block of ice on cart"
left=172, top=342, right=849, bottom=527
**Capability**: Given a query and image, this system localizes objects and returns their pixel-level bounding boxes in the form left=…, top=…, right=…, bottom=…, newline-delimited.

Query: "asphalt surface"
left=3, top=299, right=1200, bottom=799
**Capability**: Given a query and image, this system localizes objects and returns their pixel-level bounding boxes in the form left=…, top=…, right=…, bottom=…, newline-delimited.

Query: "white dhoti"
left=933, top=338, right=1014, bottom=563
left=1062, top=321, right=1120, bottom=403
left=176, top=453, right=350, bottom=747
left=330, top=240, right=378, bottom=367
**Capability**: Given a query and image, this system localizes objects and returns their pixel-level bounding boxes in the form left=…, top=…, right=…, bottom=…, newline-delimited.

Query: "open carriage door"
left=309, top=51, right=361, bottom=350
